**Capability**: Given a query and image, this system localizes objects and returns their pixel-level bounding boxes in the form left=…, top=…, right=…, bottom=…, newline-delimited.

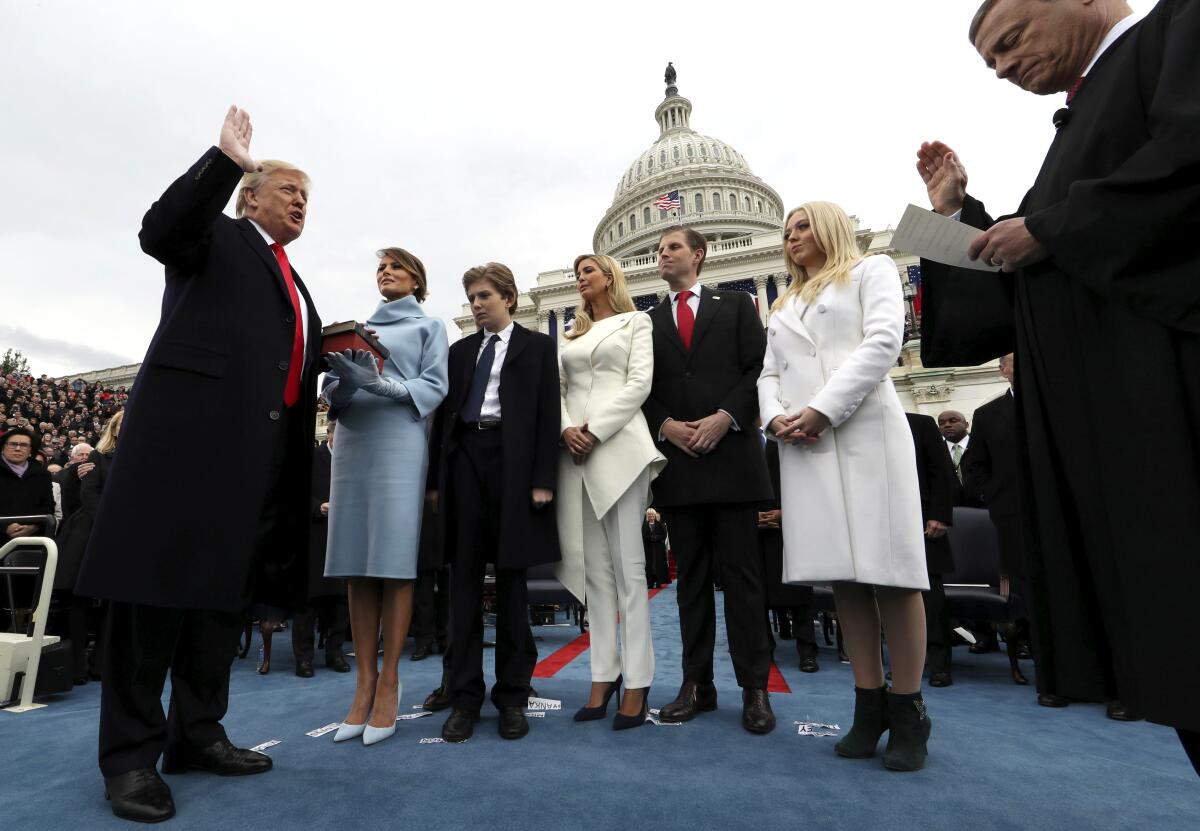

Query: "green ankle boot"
left=834, top=685, right=890, bottom=758
left=883, top=690, right=933, bottom=771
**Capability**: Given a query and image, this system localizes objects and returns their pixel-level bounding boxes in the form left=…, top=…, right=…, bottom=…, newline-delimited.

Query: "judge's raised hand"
left=916, top=140, right=967, bottom=216
left=218, top=105, right=262, bottom=173
left=968, top=218, right=1049, bottom=272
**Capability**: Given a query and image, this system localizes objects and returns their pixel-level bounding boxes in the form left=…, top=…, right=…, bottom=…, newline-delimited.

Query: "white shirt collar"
left=483, top=321, right=515, bottom=344
left=668, top=281, right=702, bottom=303
left=246, top=217, right=278, bottom=247
left=1084, top=12, right=1143, bottom=76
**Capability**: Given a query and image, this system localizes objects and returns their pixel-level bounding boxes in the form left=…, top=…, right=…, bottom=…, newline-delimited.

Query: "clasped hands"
left=662, top=411, right=733, bottom=458
left=562, top=423, right=598, bottom=465
left=768, top=407, right=830, bottom=445
left=916, top=139, right=1048, bottom=273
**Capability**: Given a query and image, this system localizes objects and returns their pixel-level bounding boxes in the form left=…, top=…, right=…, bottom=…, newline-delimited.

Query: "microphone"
left=1052, top=108, right=1072, bottom=129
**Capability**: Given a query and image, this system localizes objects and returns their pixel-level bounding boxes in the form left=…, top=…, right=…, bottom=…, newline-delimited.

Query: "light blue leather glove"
left=325, top=349, right=381, bottom=388
left=363, top=375, right=411, bottom=402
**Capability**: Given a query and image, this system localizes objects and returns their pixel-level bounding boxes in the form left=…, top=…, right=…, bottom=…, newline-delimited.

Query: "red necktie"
left=1066, top=76, right=1084, bottom=104
left=270, top=243, right=305, bottom=407
left=676, top=289, right=695, bottom=350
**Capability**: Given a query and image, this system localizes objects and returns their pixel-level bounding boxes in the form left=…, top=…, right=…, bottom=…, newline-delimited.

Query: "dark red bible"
left=320, top=321, right=389, bottom=371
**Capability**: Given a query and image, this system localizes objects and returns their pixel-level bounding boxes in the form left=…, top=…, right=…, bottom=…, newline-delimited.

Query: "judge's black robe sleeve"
left=919, top=194, right=1017, bottom=367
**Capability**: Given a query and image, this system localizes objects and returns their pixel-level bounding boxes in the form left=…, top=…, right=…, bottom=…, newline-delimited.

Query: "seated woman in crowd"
left=759, top=202, right=931, bottom=771
left=322, top=247, right=449, bottom=746
left=556, top=254, right=665, bottom=729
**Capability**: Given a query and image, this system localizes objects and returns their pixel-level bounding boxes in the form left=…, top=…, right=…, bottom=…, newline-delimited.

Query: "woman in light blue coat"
left=322, top=246, right=449, bottom=746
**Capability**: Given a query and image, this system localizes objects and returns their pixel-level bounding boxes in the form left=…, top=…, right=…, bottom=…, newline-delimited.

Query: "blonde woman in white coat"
left=758, top=202, right=932, bottom=771
left=557, top=254, right=667, bottom=730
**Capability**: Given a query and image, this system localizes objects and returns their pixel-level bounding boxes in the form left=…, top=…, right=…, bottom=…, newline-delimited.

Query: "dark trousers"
left=412, top=567, right=449, bottom=648
left=773, top=601, right=817, bottom=660
left=446, top=427, right=533, bottom=711
left=660, top=503, right=772, bottom=689
left=98, top=603, right=242, bottom=776
left=924, top=572, right=952, bottom=675
left=97, top=400, right=301, bottom=777
left=291, top=596, right=348, bottom=664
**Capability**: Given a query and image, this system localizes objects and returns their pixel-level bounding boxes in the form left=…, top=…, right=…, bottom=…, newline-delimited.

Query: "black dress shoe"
left=498, top=706, right=529, bottom=740
left=1106, top=700, right=1144, bottom=722
left=929, top=672, right=953, bottom=687
left=411, top=642, right=434, bottom=662
left=799, top=656, right=819, bottom=673
left=658, top=680, right=717, bottom=723
left=105, top=769, right=175, bottom=824
left=1037, top=693, right=1070, bottom=708
left=325, top=653, right=350, bottom=673
left=741, top=689, right=776, bottom=734
left=295, top=660, right=314, bottom=678
left=442, top=708, right=480, bottom=742
left=424, top=684, right=453, bottom=712
left=161, top=738, right=272, bottom=776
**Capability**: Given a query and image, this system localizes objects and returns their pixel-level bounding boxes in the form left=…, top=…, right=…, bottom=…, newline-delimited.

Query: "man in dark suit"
left=426, top=263, right=560, bottom=743
left=291, top=420, right=349, bottom=678
left=759, top=433, right=818, bottom=673
left=917, top=0, right=1200, bottom=771
left=937, top=410, right=981, bottom=508
left=905, top=412, right=957, bottom=687
left=643, top=227, right=775, bottom=734
left=74, top=108, right=322, bottom=822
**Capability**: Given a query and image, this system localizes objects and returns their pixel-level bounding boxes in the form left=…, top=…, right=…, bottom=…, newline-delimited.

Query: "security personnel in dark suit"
left=759, top=433, right=818, bottom=672
left=426, top=262, right=560, bottom=743
left=905, top=412, right=957, bottom=686
left=643, top=227, right=775, bottom=734
left=74, top=108, right=321, bottom=823
left=291, top=421, right=349, bottom=677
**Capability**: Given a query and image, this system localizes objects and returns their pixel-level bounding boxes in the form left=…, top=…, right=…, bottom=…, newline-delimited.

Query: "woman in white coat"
left=759, top=202, right=932, bottom=771
left=557, top=254, right=666, bottom=730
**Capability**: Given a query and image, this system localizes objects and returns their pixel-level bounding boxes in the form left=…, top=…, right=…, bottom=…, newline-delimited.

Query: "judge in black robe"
left=917, top=0, right=1200, bottom=759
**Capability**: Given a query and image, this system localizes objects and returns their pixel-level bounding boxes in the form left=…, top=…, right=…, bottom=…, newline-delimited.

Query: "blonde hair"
left=96, top=410, right=123, bottom=455
left=235, top=161, right=311, bottom=217
left=772, top=201, right=862, bottom=311
left=565, top=254, right=635, bottom=340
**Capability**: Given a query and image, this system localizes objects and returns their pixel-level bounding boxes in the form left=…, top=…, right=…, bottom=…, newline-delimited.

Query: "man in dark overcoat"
left=426, top=263, right=560, bottom=743
left=905, top=412, right=957, bottom=686
left=643, top=227, right=776, bottom=734
left=74, top=107, right=322, bottom=821
left=916, top=0, right=1200, bottom=771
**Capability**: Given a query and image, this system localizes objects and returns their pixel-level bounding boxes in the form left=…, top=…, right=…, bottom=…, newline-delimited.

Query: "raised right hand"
left=219, top=105, right=262, bottom=173
left=915, top=140, right=967, bottom=216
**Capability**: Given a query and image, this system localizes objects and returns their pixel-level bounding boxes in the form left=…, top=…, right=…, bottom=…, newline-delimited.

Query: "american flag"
left=653, top=190, right=681, bottom=211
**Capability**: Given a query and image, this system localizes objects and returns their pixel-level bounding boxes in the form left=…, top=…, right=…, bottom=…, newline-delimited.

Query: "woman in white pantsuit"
left=557, top=254, right=666, bottom=730
left=759, top=202, right=932, bottom=771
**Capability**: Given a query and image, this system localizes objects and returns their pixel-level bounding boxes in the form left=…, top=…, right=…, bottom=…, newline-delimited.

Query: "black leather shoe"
left=659, top=680, right=717, bottom=723
left=295, top=660, right=314, bottom=678
left=498, top=706, right=529, bottom=740
left=325, top=653, right=350, bottom=673
left=442, top=708, right=479, bottom=742
left=105, top=768, right=175, bottom=823
left=161, top=739, right=272, bottom=776
left=799, top=656, right=820, bottom=673
left=1106, top=700, right=1144, bottom=722
left=1037, top=693, right=1069, bottom=708
left=929, top=672, right=953, bottom=688
left=411, top=642, right=434, bottom=662
left=424, top=684, right=453, bottom=712
left=741, top=689, right=776, bottom=734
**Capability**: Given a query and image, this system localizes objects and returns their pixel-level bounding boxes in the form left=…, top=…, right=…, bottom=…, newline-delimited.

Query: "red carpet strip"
left=534, top=587, right=670, bottom=678
left=767, top=661, right=791, bottom=694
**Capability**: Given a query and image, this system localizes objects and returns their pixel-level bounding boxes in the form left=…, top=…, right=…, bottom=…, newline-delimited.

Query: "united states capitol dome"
left=594, top=64, right=785, bottom=259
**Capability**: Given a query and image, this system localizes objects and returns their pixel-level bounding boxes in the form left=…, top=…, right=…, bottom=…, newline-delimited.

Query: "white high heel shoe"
left=333, top=722, right=366, bottom=743
left=363, top=680, right=402, bottom=746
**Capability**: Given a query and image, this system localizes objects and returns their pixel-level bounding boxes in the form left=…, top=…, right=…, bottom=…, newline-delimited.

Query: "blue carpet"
left=1, top=585, right=1195, bottom=829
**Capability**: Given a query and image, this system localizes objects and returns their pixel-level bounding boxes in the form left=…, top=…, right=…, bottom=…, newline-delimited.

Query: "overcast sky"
left=2, top=0, right=1090, bottom=377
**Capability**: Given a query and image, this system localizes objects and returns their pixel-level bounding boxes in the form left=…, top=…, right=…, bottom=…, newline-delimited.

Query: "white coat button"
left=769, top=328, right=776, bottom=336
left=782, top=360, right=789, bottom=370
left=808, top=348, right=816, bottom=356
left=817, top=304, right=827, bottom=313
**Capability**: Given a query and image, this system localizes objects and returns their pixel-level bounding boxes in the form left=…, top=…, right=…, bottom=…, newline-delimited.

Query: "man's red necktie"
left=270, top=242, right=305, bottom=407
left=676, top=289, right=695, bottom=350
left=1066, top=76, right=1084, bottom=104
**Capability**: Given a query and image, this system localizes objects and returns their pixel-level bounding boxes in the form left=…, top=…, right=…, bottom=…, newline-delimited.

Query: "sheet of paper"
left=892, top=204, right=999, bottom=272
